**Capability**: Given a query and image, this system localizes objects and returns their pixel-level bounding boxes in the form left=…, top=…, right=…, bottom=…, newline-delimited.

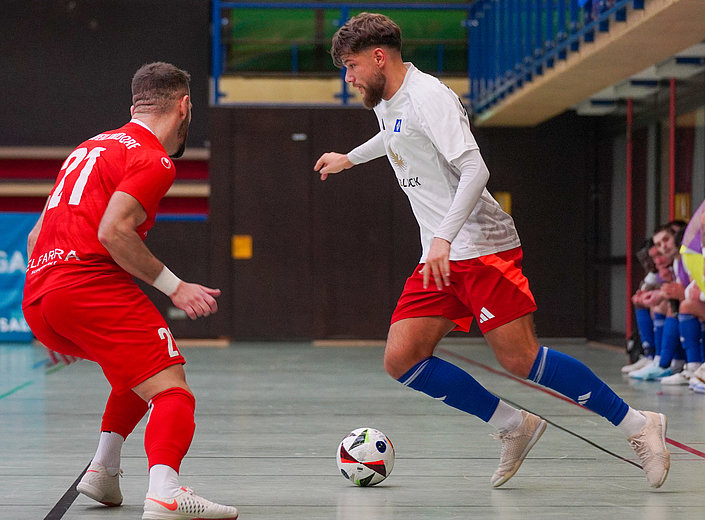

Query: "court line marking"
left=0, top=360, right=65, bottom=400
left=437, top=346, right=705, bottom=460
left=43, top=463, right=89, bottom=520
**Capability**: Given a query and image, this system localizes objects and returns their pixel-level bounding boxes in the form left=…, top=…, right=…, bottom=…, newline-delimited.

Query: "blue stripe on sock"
left=398, top=356, right=499, bottom=422
left=528, top=346, right=628, bottom=426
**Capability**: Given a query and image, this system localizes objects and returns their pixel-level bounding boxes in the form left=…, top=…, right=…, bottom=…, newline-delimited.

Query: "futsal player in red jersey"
left=23, top=62, right=238, bottom=520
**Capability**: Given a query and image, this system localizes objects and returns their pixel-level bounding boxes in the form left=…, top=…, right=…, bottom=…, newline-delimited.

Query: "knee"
left=497, top=355, right=534, bottom=378
left=384, top=344, right=425, bottom=381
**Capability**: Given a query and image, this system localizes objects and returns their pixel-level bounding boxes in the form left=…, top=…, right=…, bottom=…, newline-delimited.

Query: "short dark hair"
left=131, top=62, right=191, bottom=114
left=330, top=12, right=402, bottom=68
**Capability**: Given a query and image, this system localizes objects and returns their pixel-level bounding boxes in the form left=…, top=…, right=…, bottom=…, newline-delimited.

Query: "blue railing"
left=211, top=0, right=645, bottom=116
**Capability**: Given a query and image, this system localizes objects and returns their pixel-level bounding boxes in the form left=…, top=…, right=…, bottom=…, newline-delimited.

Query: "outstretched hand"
left=170, top=282, right=221, bottom=320
left=46, top=348, right=80, bottom=366
left=314, top=152, right=353, bottom=180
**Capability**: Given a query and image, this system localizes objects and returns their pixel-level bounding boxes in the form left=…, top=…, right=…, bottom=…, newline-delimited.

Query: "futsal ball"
left=336, top=427, right=395, bottom=486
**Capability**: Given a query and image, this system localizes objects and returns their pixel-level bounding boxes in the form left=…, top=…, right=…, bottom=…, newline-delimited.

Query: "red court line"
left=437, top=346, right=705, bottom=459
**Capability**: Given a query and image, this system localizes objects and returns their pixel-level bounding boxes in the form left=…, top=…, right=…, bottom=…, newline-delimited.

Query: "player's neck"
left=383, top=61, right=408, bottom=101
left=131, top=114, right=175, bottom=151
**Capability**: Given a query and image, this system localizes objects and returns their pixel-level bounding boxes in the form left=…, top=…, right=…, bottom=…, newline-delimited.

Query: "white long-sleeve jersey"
left=348, top=63, right=520, bottom=262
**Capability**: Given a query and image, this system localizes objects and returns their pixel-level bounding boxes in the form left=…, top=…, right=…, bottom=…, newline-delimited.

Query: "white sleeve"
left=433, top=149, right=489, bottom=243
left=347, top=132, right=386, bottom=165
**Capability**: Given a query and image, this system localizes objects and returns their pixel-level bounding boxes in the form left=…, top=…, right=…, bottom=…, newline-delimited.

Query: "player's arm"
left=27, top=201, right=49, bottom=258
left=422, top=149, right=489, bottom=290
left=314, top=132, right=385, bottom=180
left=98, top=191, right=220, bottom=319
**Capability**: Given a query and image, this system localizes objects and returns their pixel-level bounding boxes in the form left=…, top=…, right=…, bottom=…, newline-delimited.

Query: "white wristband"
left=152, top=265, right=182, bottom=296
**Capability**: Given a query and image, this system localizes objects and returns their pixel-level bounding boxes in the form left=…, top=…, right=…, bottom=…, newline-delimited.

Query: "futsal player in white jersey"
left=314, top=12, right=670, bottom=488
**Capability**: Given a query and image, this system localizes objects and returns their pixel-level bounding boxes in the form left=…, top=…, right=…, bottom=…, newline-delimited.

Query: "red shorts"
left=391, top=247, right=537, bottom=333
left=23, top=274, right=185, bottom=393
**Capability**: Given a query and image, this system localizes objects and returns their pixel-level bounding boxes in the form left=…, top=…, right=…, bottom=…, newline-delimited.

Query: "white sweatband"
left=152, top=265, right=181, bottom=296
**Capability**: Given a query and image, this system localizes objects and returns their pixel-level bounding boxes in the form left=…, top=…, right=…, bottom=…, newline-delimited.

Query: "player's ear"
left=178, top=95, right=190, bottom=119
left=373, top=48, right=385, bottom=67
left=130, top=105, right=135, bottom=117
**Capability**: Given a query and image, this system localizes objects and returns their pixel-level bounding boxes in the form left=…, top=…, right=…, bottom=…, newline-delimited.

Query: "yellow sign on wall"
left=494, top=191, right=512, bottom=215
left=232, top=235, right=253, bottom=259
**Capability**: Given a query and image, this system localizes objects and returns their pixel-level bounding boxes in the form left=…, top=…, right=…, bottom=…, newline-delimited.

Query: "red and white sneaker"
left=76, top=461, right=123, bottom=506
left=142, top=487, right=238, bottom=520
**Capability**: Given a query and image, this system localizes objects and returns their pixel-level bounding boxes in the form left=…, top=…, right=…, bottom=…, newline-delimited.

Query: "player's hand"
left=314, top=152, right=353, bottom=180
left=421, top=237, right=451, bottom=290
left=660, top=282, right=685, bottom=301
left=46, top=348, right=80, bottom=366
left=641, top=290, right=665, bottom=307
left=170, top=282, right=221, bottom=320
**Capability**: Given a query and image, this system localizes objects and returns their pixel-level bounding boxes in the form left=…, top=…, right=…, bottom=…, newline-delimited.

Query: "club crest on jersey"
left=394, top=119, right=402, bottom=132
left=388, top=148, right=407, bottom=171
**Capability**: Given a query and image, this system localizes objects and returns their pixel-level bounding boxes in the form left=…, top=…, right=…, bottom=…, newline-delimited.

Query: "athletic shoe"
left=628, top=411, right=670, bottom=488
left=490, top=410, right=547, bottom=487
left=621, top=356, right=652, bottom=374
left=142, top=487, right=238, bottom=520
left=659, top=371, right=691, bottom=385
left=691, top=364, right=705, bottom=384
left=76, top=461, right=123, bottom=507
left=629, top=363, right=672, bottom=380
left=690, top=380, right=705, bottom=393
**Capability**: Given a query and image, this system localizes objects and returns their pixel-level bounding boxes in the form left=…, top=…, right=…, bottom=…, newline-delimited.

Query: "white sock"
left=93, top=431, right=124, bottom=474
left=616, top=408, right=647, bottom=438
left=686, top=362, right=702, bottom=374
left=670, top=359, right=685, bottom=371
left=148, top=464, right=181, bottom=497
left=487, top=400, right=524, bottom=433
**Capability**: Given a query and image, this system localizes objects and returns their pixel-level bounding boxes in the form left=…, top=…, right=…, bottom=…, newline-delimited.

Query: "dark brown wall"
left=476, top=112, right=593, bottom=338
left=0, top=0, right=209, bottom=148
left=209, top=106, right=419, bottom=340
left=207, top=107, right=594, bottom=340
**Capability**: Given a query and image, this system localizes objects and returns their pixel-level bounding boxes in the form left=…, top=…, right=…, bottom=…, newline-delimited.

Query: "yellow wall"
left=219, top=76, right=470, bottom=104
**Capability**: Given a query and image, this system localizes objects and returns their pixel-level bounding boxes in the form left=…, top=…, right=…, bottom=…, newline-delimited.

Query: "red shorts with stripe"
left=23, top=274, right=185, bottom=393
left=391, top=246, right=537, bottom=333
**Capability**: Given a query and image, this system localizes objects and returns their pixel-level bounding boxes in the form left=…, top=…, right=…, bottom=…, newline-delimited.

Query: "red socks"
left=144, top=387, right=195, bottom=472
left=101, top=389, right=149, bottom=439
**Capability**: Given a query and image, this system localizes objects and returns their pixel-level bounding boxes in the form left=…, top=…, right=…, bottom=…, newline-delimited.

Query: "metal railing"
left=211, top=0, right=646, bottom=115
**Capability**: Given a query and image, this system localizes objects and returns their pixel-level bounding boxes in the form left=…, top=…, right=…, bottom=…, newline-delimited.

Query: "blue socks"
left=679, top=313, right=704, bottom=364
left=399, top=346, right=631, bottom=428
left=529, top=346, right=628, bottom=426
left=658, top=316, right=683, bottom=368
left=653, top=312, right=666, bottom=357
left=635, top=308, right=655, bottom=357
left=398, top=356, right=499, bottom=422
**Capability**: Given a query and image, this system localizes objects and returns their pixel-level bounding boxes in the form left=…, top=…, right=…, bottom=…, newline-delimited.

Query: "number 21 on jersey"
left=47, top=147, right=106, bottom=210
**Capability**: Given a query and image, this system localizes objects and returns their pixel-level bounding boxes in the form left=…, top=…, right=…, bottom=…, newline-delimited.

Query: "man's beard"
left=361, top=69, right=386, bottom=109
left=170, top=117, right=190, bottom=159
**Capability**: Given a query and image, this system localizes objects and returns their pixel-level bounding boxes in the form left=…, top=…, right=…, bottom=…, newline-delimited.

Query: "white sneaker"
left=490, top=410, right=547, bottom=487
left=690, top=379, right=705, bottom=393
left=621, top=356, right=651, bottom=374
left=628, top=411, right=670, bottom=488
left=143, top=487, right=238, bottom=520
left=76, top=461, right=123, bottom=507
left=659, top=371, right=691, bottom=385
left=691, top=364, right=705, bottom=384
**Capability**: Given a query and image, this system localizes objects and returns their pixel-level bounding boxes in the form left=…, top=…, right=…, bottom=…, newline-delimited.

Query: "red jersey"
left=23, top=120, right=176, bottom=306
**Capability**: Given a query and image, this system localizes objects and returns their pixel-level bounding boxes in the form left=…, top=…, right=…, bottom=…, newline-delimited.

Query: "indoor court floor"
left=2, top=338, right=704, bottom=520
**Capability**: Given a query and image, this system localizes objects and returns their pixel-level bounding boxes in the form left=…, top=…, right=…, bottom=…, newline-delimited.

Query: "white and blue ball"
left=336, top=427, right=395, bottom=486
